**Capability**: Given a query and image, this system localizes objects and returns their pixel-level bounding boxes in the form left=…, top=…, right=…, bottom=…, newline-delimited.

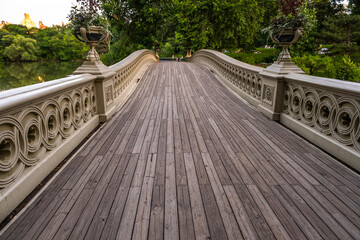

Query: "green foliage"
left=349, top=0, right=360, bottom=15
left=225, top=48, right=280, bottom=65
left=100, top=29, right=137, bottom=65
left=172, top=0, right=267, bottom=51
left=262, top=0, right=316, bottom=40
left=68, top=6, right=111, bottom=37
left=101, top=0, right=271, bottom=57
left=101, top=0, right=170, bottom=49
left=33, top=27, right=88, bottom=60
left=293, top=54, right=360, bottom=81
left=3, top=35, right=39, bottom=61
left=159, top=42, right=175, bottom=58
left=293, top=55, right=335, bottom=76
left=289, top=32, right=317, bottom=57
left=335, top=55, right=360, bottom=81
left=310, top=0, right=343, bottom=29
left=0, top=25, right=88, bottom=62
left=320, top=13, right=360, bottom=46
left=1, top=24, right=29, bottom=36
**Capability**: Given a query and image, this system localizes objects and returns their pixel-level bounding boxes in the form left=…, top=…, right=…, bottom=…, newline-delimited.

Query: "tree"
left=335, top=55, right=360, bottom=80
left=1, top=24, right=30, bottom=36
left=100, top=0, right=272, bottom=59
left=33, top=27, right=88, bottom=60
left=320, top=13, right=360, bottom=46
left=3, top=35, right=39, bottom=61
left=348, top=0, right=360, bottom=15
left=172, top=0, right=270, bottom=51
left=310, top=0, right=344, bottom=28
left=101, top=0, right=170, bottom=48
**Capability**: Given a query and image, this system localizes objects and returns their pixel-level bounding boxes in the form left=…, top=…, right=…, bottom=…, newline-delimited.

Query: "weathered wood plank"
left=183, top=153, right=210, bottom=239
left=177, top=185, right=196, bottom=240
left=3, top=62, right=360, bottom=240
left=271, top=185, right=323, bottom=240
left=164, top=153, right=179, bottom=240
left=148, top=185, right=165, bottom=240
left=293, top=185, right=354, bottom=239
left=224, top=185, right=259, bottom=240
left=100, top=153, right=140, bottom=240
left=83, top=154, right=131, bottom=239
left=201, top=153, right=243, bottom=240
left=247, top=184, right=292, bottom=240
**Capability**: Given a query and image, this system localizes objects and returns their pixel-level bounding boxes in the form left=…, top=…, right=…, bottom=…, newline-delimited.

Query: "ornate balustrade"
left=0, top=49, right=158, bottom=222
left=281, top=74, right=360, bottom=170
left=108, top=50, right=158, bottom=119
left=190, top=49, right=360, bottom=171
left=189, top=50, right=263, bottom=107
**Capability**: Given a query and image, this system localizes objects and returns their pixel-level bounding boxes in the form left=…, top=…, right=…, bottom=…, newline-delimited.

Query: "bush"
left=225, top=48, right=279, bottom=65
left=293, top=55, right=335, bottom=77
left=3, top=35, right=39, bottom=61
left=335, top=55, right=360, bottom=81
left=293, top=54, right=360, bottom=81
left=159, top=42, right=175, bottom=58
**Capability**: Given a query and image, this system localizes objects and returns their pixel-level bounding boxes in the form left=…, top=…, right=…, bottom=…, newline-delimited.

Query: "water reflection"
left=0, top=61, right=83, bottom=91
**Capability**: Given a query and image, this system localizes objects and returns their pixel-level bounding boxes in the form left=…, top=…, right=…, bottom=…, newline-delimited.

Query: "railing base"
left=0, top=116, right=99, bottom=223
left=258, top=104, right=280, bottom=121
left=73, top=61, right=114, bottom=76
left=265, top=61, right=304, bottom=75
left=280, top=114, right=360, bottom=171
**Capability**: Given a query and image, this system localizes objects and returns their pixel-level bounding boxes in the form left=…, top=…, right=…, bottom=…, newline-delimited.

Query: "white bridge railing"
left=0, top=49, right=158, bottom=222
left=1, top=48, right=359, bottom=223
left=190, top=49, right=360, bottom=172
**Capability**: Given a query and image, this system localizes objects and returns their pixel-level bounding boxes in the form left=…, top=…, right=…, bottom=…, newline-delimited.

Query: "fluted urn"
left=265, top=28, right=305, bottom=74
left=73, top=26, right=112, bottom=75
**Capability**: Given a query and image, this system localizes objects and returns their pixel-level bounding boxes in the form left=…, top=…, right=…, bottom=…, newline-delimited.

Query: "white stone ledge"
left=191, top=49, right=360, bottom=172
left=280, top=113, right=360, bottom=171
left=285, top=73, right=360, bottom=97
left=0, top=116, right=99, bottom=222
left=195, top=49, right=263, bottom=73
left=0, top=74, right=97, bottom=114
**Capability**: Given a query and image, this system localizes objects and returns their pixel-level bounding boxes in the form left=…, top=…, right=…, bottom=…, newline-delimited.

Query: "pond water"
left=0, top=61, right=83, bottom=91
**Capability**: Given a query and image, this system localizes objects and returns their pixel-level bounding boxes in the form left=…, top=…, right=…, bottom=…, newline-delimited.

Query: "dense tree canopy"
left=172, top=0, right=271, bottom=50
left=99, top=0, right=277, bottom=63
left=101, top=0, right=169, bottom=47
left=3, top=35, right=39, bottom=61
left=320, top=13, right=360, bottom=46
left=349, top=0, right=360, bottom=14
left=0, top=25, right=88, bottom=61
left=1, top=0, right=360, bottom=71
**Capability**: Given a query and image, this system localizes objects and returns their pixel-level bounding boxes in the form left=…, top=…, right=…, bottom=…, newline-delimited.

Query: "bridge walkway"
left=2, top=62, right=360, bottom=239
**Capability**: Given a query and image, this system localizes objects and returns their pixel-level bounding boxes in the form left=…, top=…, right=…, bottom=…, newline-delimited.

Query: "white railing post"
left=73, top=56, right=116, bottom=122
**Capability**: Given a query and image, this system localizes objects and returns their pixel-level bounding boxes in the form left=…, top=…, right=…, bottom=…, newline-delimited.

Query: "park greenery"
left=0, top=24, right=88, bottom=61
left=0, top=0, right=360, bottom=81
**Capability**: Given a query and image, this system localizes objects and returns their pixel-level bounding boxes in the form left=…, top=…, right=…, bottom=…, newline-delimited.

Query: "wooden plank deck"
left=2, top=62, right=360, bottom=240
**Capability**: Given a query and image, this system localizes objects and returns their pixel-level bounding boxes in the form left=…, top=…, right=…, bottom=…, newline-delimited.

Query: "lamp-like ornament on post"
left=258, top=0, right=314, bottom=120
left=263, top=0, right=310, bottom=74
left=68, top=0, right=113, bottom=75
left=266, top=27, right=304, bottom=74
left=73, top=25, right=111, bottom=75
left=68, top=0, right=117, bottom=122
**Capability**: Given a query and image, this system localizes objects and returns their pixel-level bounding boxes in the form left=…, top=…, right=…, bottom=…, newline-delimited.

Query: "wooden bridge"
left=1, top=61, right=359, bottom=239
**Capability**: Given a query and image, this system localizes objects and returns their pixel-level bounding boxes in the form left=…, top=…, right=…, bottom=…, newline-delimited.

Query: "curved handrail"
left=189, top=49, right=263, bottom=106
left=0, top=49, right=158, bottom=222
left=190, top=49, right=360, bottom=171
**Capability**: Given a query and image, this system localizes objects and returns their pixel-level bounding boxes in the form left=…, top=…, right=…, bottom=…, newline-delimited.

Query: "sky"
left=0, top=0, right=350, bottom=28
left=0, top=0, right=77, bottom=27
